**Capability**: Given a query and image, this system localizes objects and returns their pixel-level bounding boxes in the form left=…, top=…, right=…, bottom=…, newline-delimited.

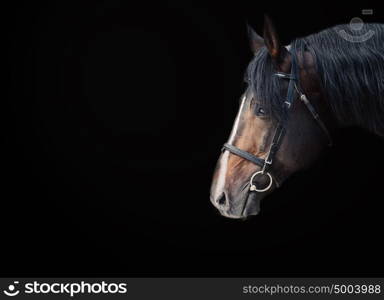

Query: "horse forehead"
left=238, top=108, right=268, bottom=139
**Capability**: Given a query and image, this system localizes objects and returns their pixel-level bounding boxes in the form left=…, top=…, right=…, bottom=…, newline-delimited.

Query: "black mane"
left=247, top=23, right=384, bottom=136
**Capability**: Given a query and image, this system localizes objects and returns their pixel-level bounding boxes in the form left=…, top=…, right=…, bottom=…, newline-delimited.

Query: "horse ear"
left=263, top=15, right=288, bottom=64
left=247, top=23, right=264, bottom=54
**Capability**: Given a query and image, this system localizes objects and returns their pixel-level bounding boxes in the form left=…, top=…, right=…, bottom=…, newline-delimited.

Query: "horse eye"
left=257, top=107, right=265, bottom=115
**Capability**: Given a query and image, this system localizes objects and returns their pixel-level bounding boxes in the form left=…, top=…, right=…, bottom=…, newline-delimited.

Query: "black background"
left=4, top=1, right=384, bottom=277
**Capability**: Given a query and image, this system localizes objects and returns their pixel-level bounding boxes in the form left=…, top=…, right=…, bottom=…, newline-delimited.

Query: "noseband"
left=222, top=48, right=332, bottom=193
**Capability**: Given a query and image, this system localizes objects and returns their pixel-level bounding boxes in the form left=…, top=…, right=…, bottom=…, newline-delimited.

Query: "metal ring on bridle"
left=249, top=171, right=273, bottom=192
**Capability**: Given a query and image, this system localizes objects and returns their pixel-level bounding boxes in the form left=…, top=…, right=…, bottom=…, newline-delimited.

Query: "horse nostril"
left=217, top=194, right=226, bottom=206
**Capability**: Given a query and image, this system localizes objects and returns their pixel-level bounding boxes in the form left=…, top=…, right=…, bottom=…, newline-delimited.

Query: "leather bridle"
left=222, top=48, right=332, bottom=193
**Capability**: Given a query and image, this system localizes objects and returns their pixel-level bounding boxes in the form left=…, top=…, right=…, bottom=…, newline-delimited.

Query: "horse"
left=210, top=16, right=384, bottom=219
